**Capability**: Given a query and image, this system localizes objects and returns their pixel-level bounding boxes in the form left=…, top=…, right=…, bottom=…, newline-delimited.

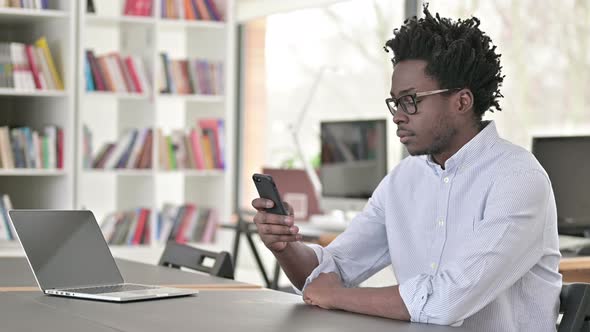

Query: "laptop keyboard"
left=63, top=284, right=158, bottom=294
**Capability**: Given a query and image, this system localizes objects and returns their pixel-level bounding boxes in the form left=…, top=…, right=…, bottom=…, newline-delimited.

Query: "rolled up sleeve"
left=297, top=175, right=392, bottom=294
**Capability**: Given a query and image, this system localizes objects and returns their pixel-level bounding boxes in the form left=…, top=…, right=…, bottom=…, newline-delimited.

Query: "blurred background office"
left=0, top=0, right=589, bottom=290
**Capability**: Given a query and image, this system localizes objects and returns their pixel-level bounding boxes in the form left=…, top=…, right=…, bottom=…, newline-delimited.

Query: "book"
left=0, top=127, right=14, bottom=168
left=157, top=128, right=169, bottom=169
left=183, top=134, right=196, bottom=169
left=103, top=130, right=134, bottom=169
left=132, top=208, right=150, bottom=245
left=0, top=195, right=11, bottom=240
left=200, top=134, right=214, bottom=169
left=97, top=56, right=114, bottom=91
left=194, top=0, right=210, bottom=20
left=34, top=37, right=63, bottom=90
left=132, top=57, right=151, bottom=92
left=93, top=143, right=116, bottom=169
left=200, top=208, right=218, bottom=243
left=174, top=203, right=195, bottom=243
left=34, top=45, right=54, bottom=90
left=9, top=43, right=35, bottom=90
left=114, top=53, right=135, bottom=93
left=124, top=56, right=143, bottom=93
left=198, top=118, right=224, bottom=169
left=126, top=128, right=148, bottom=168
left=86, top=51, right=105, bottom=91
left=159, top=53, right=173, bottom=93
left=189, top=128, right=205, bottom=169
left=56, top=127, right=63, bottom=169
left=2, top=194, right=15, bottom=240
left=167, top=205, right=186, bottom=241
left=106, top=54, right=126, bottom=92
left=165, top=135, right=177, bottom=169
left=203, top=0, right=222, bottom=21
left=136, top=129, right=153, bottom=169
left=84, top=54, right=95, bottom=91
left=170, top=130, right=187, bottom=168
left=24, top=45, right=43, bottom=89
left=184, top=0, right=195, bottom=20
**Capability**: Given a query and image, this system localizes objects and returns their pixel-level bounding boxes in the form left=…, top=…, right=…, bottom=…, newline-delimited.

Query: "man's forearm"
left=273, top=242, right=319, bottom=290
left=330, top=286, right=411, bottom=321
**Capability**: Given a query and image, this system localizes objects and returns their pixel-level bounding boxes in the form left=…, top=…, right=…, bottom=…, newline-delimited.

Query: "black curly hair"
left=384, top=4, right=504, bottom=121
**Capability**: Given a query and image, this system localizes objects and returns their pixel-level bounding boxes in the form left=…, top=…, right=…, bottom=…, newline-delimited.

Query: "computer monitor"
left=320, top=119, right=387, bottom=212
left=532, top=136, right=590, bottom=236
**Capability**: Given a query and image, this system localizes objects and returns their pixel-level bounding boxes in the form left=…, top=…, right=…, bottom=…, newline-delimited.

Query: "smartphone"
left=252, top=173, right=289, bottom=215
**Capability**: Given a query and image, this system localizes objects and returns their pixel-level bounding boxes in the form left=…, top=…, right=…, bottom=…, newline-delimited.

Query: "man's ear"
left=456, top=89, right=474, bottom=114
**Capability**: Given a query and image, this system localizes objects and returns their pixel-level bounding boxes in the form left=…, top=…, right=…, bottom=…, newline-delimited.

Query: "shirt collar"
left=424, top=120, right=500, bottom=172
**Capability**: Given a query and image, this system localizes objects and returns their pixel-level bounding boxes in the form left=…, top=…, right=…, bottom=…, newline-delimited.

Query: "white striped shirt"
left=302, top=121, right=562, bottom=331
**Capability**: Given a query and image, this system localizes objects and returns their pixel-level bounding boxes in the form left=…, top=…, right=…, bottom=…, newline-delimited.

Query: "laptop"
left=8, top=210, right=198, bottom=302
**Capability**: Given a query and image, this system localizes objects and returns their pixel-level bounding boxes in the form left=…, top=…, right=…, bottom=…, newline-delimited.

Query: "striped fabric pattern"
left=302, top=121, right=562, bottom=331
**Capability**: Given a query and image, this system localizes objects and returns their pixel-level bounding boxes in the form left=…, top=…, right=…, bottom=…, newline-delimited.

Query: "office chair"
left=158, top=242, right=235, bottom=279
left=559, top=283, right=590, bottom=332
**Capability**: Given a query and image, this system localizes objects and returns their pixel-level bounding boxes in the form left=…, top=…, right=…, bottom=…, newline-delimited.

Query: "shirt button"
left=443, top=177, right=450, bottom=183
left=430, top=263, right=437, bottom=269
left=438, top=219, right=445, bottom=226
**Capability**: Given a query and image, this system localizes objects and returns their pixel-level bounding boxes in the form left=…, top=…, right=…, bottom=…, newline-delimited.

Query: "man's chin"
left=405, top=146, right=428, bottom=156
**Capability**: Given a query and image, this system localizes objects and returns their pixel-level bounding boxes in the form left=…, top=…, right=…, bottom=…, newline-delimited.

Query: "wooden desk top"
left=559, top=256, right=590, bottom=271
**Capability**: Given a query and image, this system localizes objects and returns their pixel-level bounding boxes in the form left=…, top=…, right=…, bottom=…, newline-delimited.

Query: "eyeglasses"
left=385, top=88, right=461, bottom=116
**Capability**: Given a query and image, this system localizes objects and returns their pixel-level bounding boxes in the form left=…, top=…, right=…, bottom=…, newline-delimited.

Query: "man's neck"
left=431, top=121, right=485, bottom=169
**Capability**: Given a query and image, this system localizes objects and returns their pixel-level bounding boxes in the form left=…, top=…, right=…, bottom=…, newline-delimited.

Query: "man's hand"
left=303, top=272, right=343, bottom=309
left=251, top=198, right=302, bottom=253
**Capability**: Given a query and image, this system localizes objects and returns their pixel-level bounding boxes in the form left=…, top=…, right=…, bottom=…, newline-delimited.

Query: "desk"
left=0, top=257, right=260, bottom=291
left=559, top=256, right=590, bottom=282
left=0, top=290, right=468, bottom=332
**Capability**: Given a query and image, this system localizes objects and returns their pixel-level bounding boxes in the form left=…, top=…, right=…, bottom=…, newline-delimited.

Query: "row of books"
left=98, top=203, right=219, bottom=245
left=0, top=0, right=48, bottom=9
left=100, top=208, right=152, bottom=245
left=85, top=118, right=224, bottom=170
left=0, top=194, right=14, bottom=241
left=88, top=127, right=153, bottom=169
left=123, top=0, right=153, bottom=16
left=161, top=0, right=223, bottom=21
left=159, top=118, right=225, bottom=170
left=158, top=203, right=218, bottom=244
left=0, top=126, right=63, bottom=169
left=159, top=54, right=224, bottom=95
left=85, top=50, right=151, bottom=94
left=0, top=38, right=64, bottom=91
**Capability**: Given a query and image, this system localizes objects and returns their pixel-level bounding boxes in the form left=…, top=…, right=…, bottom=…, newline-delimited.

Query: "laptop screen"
left=9, top=210, right=124, bottom=290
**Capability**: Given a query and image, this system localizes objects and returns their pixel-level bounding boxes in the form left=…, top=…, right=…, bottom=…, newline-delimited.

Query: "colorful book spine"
left=34, top=37, right=63, bottom=90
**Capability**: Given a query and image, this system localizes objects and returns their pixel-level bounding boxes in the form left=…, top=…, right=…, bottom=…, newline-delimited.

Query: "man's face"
left=389, top=60, right=457, bottom=157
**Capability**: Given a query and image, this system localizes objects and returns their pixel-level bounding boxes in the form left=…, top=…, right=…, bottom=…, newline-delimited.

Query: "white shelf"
left=157, top=18, right=226, bottom=30
left=0, top=88, right=67, bottom=97
left=85, top=14, right=155, bottom=26
left=158, top=94, right=224, bottom=103
left=84, top=91, right=151, bottom=100
left=0, top=240, right=23, bottom=257
left=0, top=169, right=66, bottom=176
left=157, top=169, right=225, bottom=176
left=73, top=0, right=236, bottom=263
left=0, top=8, right=69, bottom=23
left=83, top=169, right=154, bottom=176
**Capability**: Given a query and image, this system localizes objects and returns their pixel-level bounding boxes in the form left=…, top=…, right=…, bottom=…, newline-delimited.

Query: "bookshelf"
left=76, top=0, right=236, bottom=258
left=0, top=0, right=76, bottom=226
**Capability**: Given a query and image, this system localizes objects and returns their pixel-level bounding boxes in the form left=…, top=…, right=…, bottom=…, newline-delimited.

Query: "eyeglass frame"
left=385, top=88, right=462, bottom=116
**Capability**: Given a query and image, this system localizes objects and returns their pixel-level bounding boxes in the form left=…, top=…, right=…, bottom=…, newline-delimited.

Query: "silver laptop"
left=8, top=210, right=198, bottom=302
